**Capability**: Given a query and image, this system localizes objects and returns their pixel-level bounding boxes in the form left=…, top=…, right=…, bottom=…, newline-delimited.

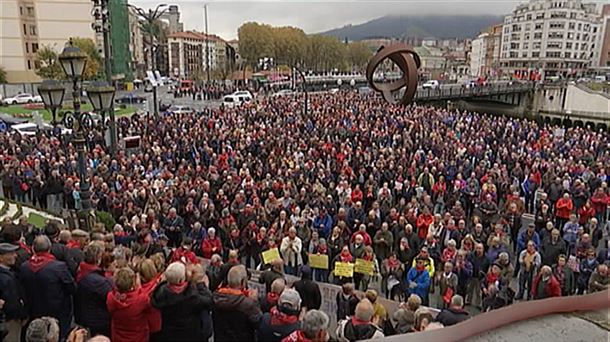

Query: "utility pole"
left=100, top=0, right=117, bottom=155
left=204, top=4, right=210, bottom=89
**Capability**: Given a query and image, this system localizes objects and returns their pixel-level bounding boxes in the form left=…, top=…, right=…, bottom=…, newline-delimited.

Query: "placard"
left=309, top=254, right=329, bottom=269
left=354, top=258, right=375, bottom=275
left=262, top=247, right=281, bottom=264
left=334, top=262, right=354, bottom=278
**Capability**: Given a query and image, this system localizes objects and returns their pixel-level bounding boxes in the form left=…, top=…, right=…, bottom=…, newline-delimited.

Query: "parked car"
left=10, top=122, right=71, bottom=136
left=272, top=89, right=294, bottom=97
left=422, top=80, right=440, bottom=90
left=222, top=91, right=253, bottom=107
left=2, top=93, right=42, bottom=105
left=0, top=113, right=29, bottom=132
left=115, top=95, right=147, bottom=104
left=167, top=105, right=193, bottom=115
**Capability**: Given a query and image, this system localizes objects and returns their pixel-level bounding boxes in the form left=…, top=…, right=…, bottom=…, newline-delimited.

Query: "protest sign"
left=262, top=248, right=281, bottom=264
left=334, top=262, right=354, bottom=278
left=309, top=254, right=329, bottom=269
left=354, top=258, right=375, bottom=275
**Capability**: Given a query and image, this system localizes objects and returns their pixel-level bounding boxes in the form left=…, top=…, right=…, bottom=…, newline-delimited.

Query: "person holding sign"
left=354, top=246, right=377, bottom=291
left=310, top=238, right=329, bottom=283
left=332, top=246, right=354, bottom=285
left=280, top=228, right=303, bottom=276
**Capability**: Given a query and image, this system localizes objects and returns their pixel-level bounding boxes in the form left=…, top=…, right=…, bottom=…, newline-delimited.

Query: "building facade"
left=128, top=6, right=145, bottom=78
left=159, top=5, right=184, bottom=34
left=1, top=0, right=95, bottom=83
left=598, top=4, right=610, bottom=68
left=108, top=0, right=131, bottom=80
left=470, top=24, right=502, bottom=77
left=168, top=31, right=235, bottom=80
left=500, top=0, right=603, bottom=79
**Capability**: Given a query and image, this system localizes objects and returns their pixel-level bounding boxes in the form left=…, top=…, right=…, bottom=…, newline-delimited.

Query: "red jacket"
left=416, top=214, right=434, bottom=239
left=171, top=247, right=198, bottom=264
left=141, top=277, right=162, bottom=333
left=107, top=288, right=152, bottom=342
left=350, top=231, right=372, bottom=246
left=555, top=198, right=573, bottom=219
left=201, top=237, right=223, bottom=259
left=577, top=206, right=596, bottom=225
left=591, top=192, right=609, bottom=214
left=531, top=274, right=561, bottom=299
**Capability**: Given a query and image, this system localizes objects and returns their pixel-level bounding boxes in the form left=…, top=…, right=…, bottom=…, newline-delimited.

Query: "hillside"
left=321, top=15, right=503, bottom=40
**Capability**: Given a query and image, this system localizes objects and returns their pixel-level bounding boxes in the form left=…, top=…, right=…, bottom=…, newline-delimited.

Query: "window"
left=524, top=34, right=530, bottom=40
left=567, top=32, right=574, bottom=39
left=536, top=13, right=544, bottom=19
left=526, top=14, right=532, bottom=20
left=577, top=23, right=582, bottom=30
left=25, top=42, right=29, bottom=53
left=533, top=42, right=541, bottom=49
left=566, top=42, right=572, bottom=49
left=534, top=23, right=543, bottom=30
left=548, top=32, right=564, bottom=39
left=29, top=25, right=36, bottom=36
left=27, top=60, right=32, bottom=69
left=525, top=24, right=531, bottom=31
left=547, top=42, right=562, bottom=49
left=523, top=43, right=529, bottom=49
left=20, top=6, right=23, bottom=15
left=564, top=52, right=571, bottom=58
left=27, top=6, right=34, bottom=17
left=546, top=51, right=561, bottom=58
left=575, top=43, right=579, bottom=50
left=569, top=22, right=575, bottom=29
left=570, top=12, right=576, bottom=19
left=23, top=24, right=27, bottom=35
left=510, top=43, right=520, bottom=49
left=32, top=43, right=38, bottom=53
left=522, top=52, right=528, bottom=58
left=534, top=32, right=542, bottom=39
left=532, top=51, right=540, bottom=58
left=549, top=22, right=565, bottom=29
left=510, top=52, right=518, bottom=58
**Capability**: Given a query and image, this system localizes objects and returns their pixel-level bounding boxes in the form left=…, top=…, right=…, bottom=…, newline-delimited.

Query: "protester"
left=20, top=236, right=75, bottom=341
left=588, top=264, right=609, bottom=293
left=261, top=278, right=286, bottom=313
left=282, top=309, right=330, bottom=342
left=531, top=266, right=562, bottom=299
left=0, top=242, right=27, bottom=341
left=258, top=289, right=302, bottom=342
left=391, top=294, right=421, bottom=334
left=336, top=299, right=385, bottom=341
left=435, top=295, right=469, bottom=326
left=336, top=283, right=359, bottom=322
left=293, top=266, right=322, bottom=311
left=25, top=317, right=60, bottom=342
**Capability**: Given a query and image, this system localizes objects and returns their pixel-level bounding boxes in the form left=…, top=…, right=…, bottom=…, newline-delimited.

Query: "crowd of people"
left=1, top=90, right=609, bottom=342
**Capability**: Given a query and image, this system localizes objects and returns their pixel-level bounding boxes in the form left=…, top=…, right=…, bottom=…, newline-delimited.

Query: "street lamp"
left=86, top=81, right=116, bottom=132
left=59, top=42, right=95, bottom=231
left=37, top=80, right=65, bottom=125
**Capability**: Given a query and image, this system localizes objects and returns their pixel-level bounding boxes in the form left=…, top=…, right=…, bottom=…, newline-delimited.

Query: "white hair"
left=208, top=227, right=216, bottom=236
left=165, top=262, right=186, bottom=284
left=302, top=310, right=329, bottom=339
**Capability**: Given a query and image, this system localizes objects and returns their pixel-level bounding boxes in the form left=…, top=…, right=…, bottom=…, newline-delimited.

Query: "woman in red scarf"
left=201, top=228, right=223, bottom=259
left=381, top=252, right=404, bottom=300
left=354, top=246, right=376, bottom=291
left=416, top=207, right=434, bottom=240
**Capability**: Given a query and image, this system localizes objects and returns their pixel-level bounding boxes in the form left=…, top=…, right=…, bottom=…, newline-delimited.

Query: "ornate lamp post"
left=86, top=81, right=116, bottom=132
left=37, top=80, right=65, bottom=126
left=58, top=43, right=95, bottom=231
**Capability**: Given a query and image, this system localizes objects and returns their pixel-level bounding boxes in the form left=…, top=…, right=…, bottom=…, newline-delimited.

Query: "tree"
left=0, top=66, right=7, bottom=83
left=271, top=26, right=307, bottom=67
left=70, top=37, right=102, bottom=80
left=238, top=22, right=275, bottom=67
left=34, top=45, right=63, bottom=80
left=347, top=42, right=372, bottom=72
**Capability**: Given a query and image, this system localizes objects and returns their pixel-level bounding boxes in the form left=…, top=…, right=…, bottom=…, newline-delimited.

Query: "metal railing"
left=413, top=83, right=535, bottom=101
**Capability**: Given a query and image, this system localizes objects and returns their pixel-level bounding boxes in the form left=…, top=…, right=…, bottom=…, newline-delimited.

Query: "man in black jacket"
left=259, top=258, right=285, bottom=293
left=293, top=266, right=322, bottom=310
left=0, top=224, right=31, bottom=271
left=0, top=243, right=27, bottom=341
left=435, top=295, right=470, bottom=326
left=74, top=243, right=112, bottom=337
left=20, top=235, right=76, bottom=341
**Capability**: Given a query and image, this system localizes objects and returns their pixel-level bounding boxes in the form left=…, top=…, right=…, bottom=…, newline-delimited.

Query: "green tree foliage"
left=346, top=42, right=373, bottom=71
left=70, top=37, right=102, bottom=80
left=34, top=45, right=63, bottom=80
left=238, top=22, right=275, bottom=67
left=0, top=66, right=7, bottom=83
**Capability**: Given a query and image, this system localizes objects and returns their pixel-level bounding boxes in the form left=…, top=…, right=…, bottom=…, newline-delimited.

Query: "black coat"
left=75, top=268, right=112, bottom=334
left=20, top=259, right=75, bottom=339
left=151, top=282, right=214, bottom=341
left=0, top=266, right=27, bottom=320
left=213, top=290, right=262, bottom=342
left=293, top=278, right=322, bottom=310
left=51, top=242, right=78, bottom=275
left=435, top=307, right=470, bottom=326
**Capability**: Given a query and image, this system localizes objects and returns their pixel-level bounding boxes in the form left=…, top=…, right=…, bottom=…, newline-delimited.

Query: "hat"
left=278, top=289, right=301, bottom=311
left=0, top=243, right=18, bottom=254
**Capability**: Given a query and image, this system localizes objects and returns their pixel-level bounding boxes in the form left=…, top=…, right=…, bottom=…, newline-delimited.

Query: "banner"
left=262, top=248, right=281, bottom=264
left=309, top=254, right=329, bottom=269
left=334, top=262, right=354, bottom=278
left=354, top=258, right=375, bottom=275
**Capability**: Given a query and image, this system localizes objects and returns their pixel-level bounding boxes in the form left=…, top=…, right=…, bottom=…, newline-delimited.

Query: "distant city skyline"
left=132, top=0, right=529, bottom=40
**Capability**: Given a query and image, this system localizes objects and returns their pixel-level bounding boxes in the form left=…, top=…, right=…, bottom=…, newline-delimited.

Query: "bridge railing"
left=413, top=83, right=534, bottom=101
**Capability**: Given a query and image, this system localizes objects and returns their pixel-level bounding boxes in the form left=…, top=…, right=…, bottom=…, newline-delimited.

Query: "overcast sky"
left=129, top=0, right=594, bottom=40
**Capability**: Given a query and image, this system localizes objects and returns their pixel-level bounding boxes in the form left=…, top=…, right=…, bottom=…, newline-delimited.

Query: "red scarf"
left=387, top=257, right=400, bottom=269
left=216, top=286, right=251, bottom=297
left=76, top=262, right=100, bottom=282
left=270, top=306, right=299, bottom=325
left=66, top=240, right=80, bottom=249
left=486, top=272, right=499, bottom=285
left=266, top=292, right=280, bottom=308
left=351, top=316, right=371, bottom=326
left=340, top=250, right=353, bottom=263
left=317, top=244, right=328, bottom=254
left=415, top=264, right=426, bottom=272
left=19, top=241, right=31, bottom=254
left=29, top=252, right=56, bottom=272
left=362, top=254, right=373, bottom=261
left=283, top=330, right=313, bottom=342
left=168, top=281, right=189, bottom=294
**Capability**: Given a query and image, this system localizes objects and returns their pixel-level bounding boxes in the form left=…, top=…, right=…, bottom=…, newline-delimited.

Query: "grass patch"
left=585, top=82, right=610, bottom=93
left=27, top=212, right=47, bottom=228
left=1, top=103, right=137, bottom=121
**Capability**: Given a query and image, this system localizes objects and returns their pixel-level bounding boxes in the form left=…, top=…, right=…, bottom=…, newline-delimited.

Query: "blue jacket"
left=75, top=268, right=112, bottom=333
left=0, top=266, right=27, bottom=320
left=405, top=268, right=430, bottom=300
left=313, top=214, right=333, bottom=239
left=20, top=259, right=76, bottom=340
left=517, top=231, right=541, bottom=253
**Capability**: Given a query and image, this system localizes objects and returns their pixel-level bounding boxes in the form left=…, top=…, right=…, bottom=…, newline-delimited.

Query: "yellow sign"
left=262, top=248, right=281, bottom=264
left=309, top=254, right=329, bottom=269
left=334, top=262, right=354, bottom=278
left=354, top=258, right=375, bottom=275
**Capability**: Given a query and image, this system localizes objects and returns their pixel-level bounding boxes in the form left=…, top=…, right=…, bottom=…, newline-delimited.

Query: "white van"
left=223, top=91, right=253, bottom=107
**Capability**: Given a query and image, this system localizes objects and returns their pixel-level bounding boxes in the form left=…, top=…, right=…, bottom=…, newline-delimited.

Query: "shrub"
left=96, top=211, right=116, bottom=232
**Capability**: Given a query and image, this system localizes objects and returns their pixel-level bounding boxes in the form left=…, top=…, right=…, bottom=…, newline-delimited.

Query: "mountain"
left=320, top=15, right=503, bottom=40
